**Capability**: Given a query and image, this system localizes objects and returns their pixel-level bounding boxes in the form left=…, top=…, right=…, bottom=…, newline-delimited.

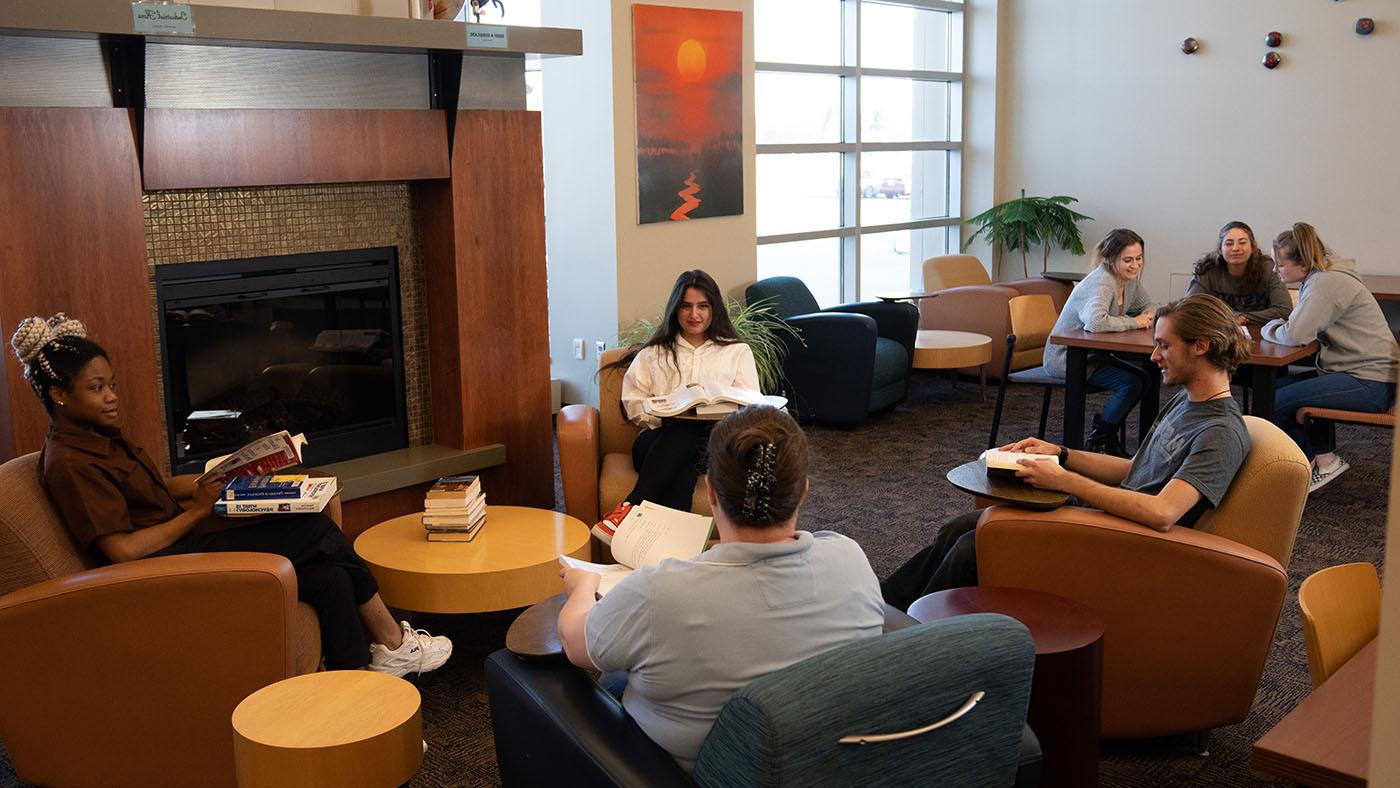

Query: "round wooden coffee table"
left=232, top=670, right=421, bottom=788
left=909, top=586, right=1105, bottom=788
left=913, top=330, right=994, bottom=399
left=355, top=506, right=591, bottom=613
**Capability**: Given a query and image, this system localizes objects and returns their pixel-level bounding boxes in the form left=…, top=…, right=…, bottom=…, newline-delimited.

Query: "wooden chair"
left=1298, top=562, right=1382, bottom=688
left=1298, top=403, right=1396, bottom=438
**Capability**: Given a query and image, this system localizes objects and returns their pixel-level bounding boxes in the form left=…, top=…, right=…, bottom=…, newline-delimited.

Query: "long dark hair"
left=604, top=269, right=741, bottom=374
left=1192, top=220, right=1271, bottom=292
left=8, top=314, right=109, bottom=415
left=707, top=405, right=809, bottom=528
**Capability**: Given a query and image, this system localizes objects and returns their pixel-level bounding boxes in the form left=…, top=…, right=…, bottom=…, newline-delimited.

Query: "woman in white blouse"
left=594, top=270, right=759, bottom=540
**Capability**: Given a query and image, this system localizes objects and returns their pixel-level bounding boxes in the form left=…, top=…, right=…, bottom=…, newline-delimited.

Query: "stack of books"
left=423, top=474, right=486, bottom=542
left=215, top=474, right=338, bottom=516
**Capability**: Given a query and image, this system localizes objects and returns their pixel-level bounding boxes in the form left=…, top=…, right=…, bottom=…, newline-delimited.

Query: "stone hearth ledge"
left=319, top=443, right=505, bottom=501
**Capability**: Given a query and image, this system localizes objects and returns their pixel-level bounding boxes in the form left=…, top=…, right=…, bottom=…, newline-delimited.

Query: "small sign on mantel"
left=132, top=2, right=196, bottom=35
left=466, top=24, right=509, bottom=50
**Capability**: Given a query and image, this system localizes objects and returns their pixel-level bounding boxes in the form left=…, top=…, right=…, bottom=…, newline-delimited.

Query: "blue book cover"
left=222, top=475, right=310, bottom=500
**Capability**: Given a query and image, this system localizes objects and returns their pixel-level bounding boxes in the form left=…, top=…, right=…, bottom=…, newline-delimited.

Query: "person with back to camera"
left=1186, top=220, right=1293, bottom=324
left=592, top=269, right=761, bottom=542
left=1262, top=222, right=1399, bottom=492
left=557, top=405, right=886, bottom=773
left=883, top=294, right=1253, bottom=609
left=9, top=313, right=452, bottom=676
left=1042, top=228, right=1157, bottom=457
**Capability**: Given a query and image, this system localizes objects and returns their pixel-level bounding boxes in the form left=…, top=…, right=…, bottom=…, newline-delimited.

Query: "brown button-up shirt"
left=40, top=424, right=185, bottom=551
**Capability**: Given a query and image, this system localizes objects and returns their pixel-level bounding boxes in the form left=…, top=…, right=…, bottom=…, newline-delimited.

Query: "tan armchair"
left=974, top=416, right=1310, bottom=738
left=0, top=452, right=321, bottom=788
left=918, top=255, right=1071, bottom=378
left=558, top=348, right=710, bottom=529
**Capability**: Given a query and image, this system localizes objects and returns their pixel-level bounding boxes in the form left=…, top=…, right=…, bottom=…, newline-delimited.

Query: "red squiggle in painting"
left=670, top=172, right=702, bottom=220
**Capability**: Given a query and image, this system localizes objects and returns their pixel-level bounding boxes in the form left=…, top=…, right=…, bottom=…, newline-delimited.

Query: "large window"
left=756, top=0, right=963, bottom=306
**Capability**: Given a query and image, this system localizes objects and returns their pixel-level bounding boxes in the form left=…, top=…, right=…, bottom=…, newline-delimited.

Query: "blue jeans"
left=1274, top=370, right=1396, bottom=458
left=1088, top=359, right=1144, bottom=426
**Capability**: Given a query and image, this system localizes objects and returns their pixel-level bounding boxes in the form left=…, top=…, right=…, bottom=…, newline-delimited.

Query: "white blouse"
left=621, top=339, right=760, bottom=429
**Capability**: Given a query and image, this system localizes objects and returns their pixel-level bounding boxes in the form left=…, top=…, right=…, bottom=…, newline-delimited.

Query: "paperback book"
left=198, top=430, right=308, bottom=485
left=643, top=382, right=787, bottom=419
left=222, top=474, right=311, bottom=500
left=558, top=501, right=715, bottom=596
left=981, top=449, right=1060, bottom=479
left=214, top=478, right=338, bottom=516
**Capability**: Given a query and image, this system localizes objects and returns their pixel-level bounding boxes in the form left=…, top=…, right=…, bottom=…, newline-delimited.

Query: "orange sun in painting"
left=676, top=38, right=707, bottom=82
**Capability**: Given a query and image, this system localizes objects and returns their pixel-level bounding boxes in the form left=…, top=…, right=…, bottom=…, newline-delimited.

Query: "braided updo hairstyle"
left=8, top=314, right=109, bottom=414
left=706, top=405, right=809, bottom=528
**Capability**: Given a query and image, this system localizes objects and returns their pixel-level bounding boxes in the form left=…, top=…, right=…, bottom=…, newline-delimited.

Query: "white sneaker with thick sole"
left=1308, top=457, right=1350, bottom=494
left=368, top=621, right=453, bottom=677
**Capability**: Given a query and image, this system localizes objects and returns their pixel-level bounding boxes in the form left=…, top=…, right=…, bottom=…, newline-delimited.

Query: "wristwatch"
left=1058, top=445, right=1070, bottom=466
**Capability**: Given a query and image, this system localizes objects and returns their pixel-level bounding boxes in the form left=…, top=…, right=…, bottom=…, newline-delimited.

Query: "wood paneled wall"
left=143, top=109, right=450, bottom=190
left=0, top=108, right=163, bottom=460
left=418, top=110, right=554, bottom=508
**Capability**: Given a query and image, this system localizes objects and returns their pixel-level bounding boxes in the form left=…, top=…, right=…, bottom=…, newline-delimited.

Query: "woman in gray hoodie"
left=1043, top=228, right=1155, bottom=456
left=1263, top=222, right=1398, bottom=493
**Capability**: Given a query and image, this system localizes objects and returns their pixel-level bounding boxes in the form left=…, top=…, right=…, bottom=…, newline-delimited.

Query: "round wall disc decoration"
left=1181, top=37, right=1200, bottom=54
left=1263, top=51, right=1282, bottom=69
left=1265, top=31, right=1283, bottom=47
left=1356, top=18, right=1375, bottom=35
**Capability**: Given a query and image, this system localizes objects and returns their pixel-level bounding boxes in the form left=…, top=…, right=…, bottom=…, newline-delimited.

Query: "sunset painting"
left=633, top=4, right=743, bottom=224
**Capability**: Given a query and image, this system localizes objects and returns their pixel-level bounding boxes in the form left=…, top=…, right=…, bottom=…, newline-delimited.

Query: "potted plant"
left=962, top=190, right=1093, bottom=278
left=618, top=297, right=798, bottom=395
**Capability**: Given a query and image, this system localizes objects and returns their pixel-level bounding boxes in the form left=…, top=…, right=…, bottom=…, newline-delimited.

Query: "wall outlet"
left=572, top=338, right=585, bottom=360
left=595, top=340, right=607, bottom=357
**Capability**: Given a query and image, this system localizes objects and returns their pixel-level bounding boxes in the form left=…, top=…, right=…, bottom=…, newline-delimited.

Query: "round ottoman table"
left=912, top=330, right=994, bottom=399
left=909, top=586, right=1105, bottom=788
left=232, top=670, right=421, bottom=788
left=355, top=506, right=591, bottom=614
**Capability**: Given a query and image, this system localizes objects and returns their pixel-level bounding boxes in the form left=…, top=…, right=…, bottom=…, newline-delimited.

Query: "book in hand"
left=198, top=430, right=309, bottom=484
left=214, top=478, right=338, bottom=516
left=222, top=474, right=311, bottom=500
left=981, top=449, right=1059, bottom=479
left=558, top=500, right=715, bottom=596
left=642, top=382, right=787, bottom=419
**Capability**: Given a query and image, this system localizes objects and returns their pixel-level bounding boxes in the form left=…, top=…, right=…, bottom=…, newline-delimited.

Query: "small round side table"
left=909, top=586, right=1105, bottom=788
left=232, top=670, right=422, bottom=788
left=912, top=330, right=994, bottom=399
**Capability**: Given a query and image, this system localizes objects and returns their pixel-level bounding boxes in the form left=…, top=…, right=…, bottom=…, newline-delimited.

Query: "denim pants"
left=1088, top=359, right=1145, bottom=427
left=1273, top=370, right=1396, bottom=458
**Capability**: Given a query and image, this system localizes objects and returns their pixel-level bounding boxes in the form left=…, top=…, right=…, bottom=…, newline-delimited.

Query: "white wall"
left=987, top=0, right=1400, bottom=296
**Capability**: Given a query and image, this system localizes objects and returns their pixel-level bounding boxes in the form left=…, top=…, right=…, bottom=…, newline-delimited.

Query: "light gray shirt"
left=1043, top=264, right=1155, bottom=378
left=1261, top=258, right=1399, bottom=384
left=1120, top=389, right=1250, bottom=526
left=585, top=531, right=885, bottom=772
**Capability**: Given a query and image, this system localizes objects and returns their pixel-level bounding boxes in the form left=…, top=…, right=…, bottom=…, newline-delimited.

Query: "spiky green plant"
left=962, top=190, right=1093, bottom=278
left=618, top=297, right=798, bottom=394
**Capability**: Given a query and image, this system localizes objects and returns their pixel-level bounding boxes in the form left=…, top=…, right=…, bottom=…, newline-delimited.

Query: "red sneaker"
left=591, top=501, right=633, bottom=544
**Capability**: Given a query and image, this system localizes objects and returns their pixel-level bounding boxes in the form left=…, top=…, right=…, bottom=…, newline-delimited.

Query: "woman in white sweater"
left=1262, top=222, right=1398, bottom=492
left=594, top=269, right=759, bottom=540
left=1043, top=229, right=1156, bottom=456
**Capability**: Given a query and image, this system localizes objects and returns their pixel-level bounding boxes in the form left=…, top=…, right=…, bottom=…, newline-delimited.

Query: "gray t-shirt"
left=584, top=531, right=885, bottom=772
left=1119, top=389, right=1250, bottom=526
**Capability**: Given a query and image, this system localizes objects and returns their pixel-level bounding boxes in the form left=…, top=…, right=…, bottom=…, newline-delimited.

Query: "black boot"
left=1085, top=415, right=1128, bottom=457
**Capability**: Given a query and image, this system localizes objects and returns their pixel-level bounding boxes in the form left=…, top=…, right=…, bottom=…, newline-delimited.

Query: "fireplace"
left=153, top=247, right=409, bottom=474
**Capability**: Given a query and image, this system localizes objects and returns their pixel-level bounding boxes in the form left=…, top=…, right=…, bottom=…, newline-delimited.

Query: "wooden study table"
left=1252, top=638, right=1377, bottom=787
left=1360, top=274, right=1400, bottom=301
left=1048, top=325, right=1318, bottom=450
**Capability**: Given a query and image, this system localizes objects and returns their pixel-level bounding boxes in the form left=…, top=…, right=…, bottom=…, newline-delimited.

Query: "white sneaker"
left=1308, top=457, right=1350, bottom=494
left=368, top=621, right=453, bottom=677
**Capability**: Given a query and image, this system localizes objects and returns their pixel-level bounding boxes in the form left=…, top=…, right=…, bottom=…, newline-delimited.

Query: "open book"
left=197, top=430, right=309, bottom=484
left=642, top=382, right=787, bottom=419
left=559, top=501, right=715, bottom=595
left=980, top=448, right=1060, bottom=479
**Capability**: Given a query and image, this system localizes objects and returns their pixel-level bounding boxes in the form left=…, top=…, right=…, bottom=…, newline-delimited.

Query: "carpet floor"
left=1, top=372, right=1389, bottom=787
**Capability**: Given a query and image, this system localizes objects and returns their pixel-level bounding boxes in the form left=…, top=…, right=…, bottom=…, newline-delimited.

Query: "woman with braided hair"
left=9, top=314, right=452, bottom=676
left=556, top=405, right=884, bottom=773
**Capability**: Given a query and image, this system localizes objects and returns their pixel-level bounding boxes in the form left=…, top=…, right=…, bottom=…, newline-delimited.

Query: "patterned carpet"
left=0, top=372, right=1389, bottom=787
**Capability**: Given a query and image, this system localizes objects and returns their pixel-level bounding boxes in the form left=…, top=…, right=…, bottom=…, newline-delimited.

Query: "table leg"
left=1063, top=347, right=1087, bottom=450
left=980, top=364, right=987, bottom=402
left=1251, top=365, right=1278, bottom=421
left=1027, top=637, right=1103, bottom=788
left=1139, top=357, right=1160, bottom=447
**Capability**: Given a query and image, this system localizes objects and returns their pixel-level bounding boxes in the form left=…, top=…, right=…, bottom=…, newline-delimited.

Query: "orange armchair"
left=558, top=348, right=710, bottom=530
left=974, top=416, right=1310, bottom=738
left=0, top=452, right=321, bottom=788
left=918, top=255, right=1071, bottom=378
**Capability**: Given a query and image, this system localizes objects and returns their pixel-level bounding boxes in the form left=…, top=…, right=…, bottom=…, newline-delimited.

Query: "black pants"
left=880, top=511, right=981, bottom=611
left=155, top=514, right=380, bottom=669
left=626, top=420, right=713, bottom=511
